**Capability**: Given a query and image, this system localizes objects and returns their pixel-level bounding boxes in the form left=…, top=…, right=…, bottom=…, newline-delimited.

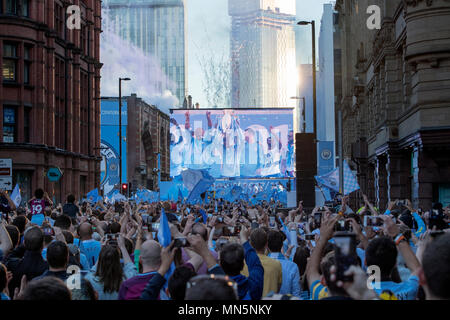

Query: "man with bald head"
left=118, top=240, right=162, bottom=300
left=73, top=222, right=101, bottom=268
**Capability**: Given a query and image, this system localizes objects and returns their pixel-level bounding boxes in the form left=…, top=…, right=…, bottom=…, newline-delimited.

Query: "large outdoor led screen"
left=170, top=108, right=295, bottom=178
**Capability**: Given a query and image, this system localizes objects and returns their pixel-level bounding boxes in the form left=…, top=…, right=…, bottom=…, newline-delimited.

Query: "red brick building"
left=0, top=0, right=102, bottom=202
left=126, top=94, right=170, bottom=192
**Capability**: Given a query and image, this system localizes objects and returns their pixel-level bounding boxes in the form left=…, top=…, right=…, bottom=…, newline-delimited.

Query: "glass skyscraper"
left=229, top=0, right=297, bottom=109
left=103, top=0, right=187, bottom=106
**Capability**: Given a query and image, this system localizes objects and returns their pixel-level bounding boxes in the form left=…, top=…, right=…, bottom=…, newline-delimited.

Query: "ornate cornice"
left=403, top=0, right=433, bottom=6
left=403, top=0, right=450, bottom=7
left=373, top=23, right=394, bottom=60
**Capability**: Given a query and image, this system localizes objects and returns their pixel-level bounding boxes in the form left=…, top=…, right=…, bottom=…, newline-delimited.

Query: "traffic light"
left=121, top=183, right=128, bottom=197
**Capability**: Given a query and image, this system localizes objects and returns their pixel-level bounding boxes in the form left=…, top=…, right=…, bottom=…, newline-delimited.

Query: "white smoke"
left=100, top=7, right=179, bottom=114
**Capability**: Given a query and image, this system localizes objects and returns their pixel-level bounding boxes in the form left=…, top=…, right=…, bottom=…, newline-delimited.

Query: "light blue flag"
left=199, top=209, right=207, bottom=224
left=178, top=188, right=183, bottom=201
left=157, top=208, right=172, bottom=248
left=342, top=160, right=360, bottom=195
left=156, top=207, right=175, bottom=297
left=315, top=160, right=360, bottom=195
left=86, top=188, right=102, bottom=204
left=321, top=186, right=333, bottom=201
left=186, top=171, right=215, bottom=204
left=224, top=185, right=242, bottom=203
left=278, top=216, right=290, bottom=243
left=11, top=184, right=22, bottom=207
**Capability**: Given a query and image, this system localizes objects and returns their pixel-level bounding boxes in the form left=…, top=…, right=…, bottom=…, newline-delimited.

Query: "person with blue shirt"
left=74, top=222, right=102, bottom=268
left=365, top=215, right=421, bottom=300
left=267, top=230, right=301, bottom=297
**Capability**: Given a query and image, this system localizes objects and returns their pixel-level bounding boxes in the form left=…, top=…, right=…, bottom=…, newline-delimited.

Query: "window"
left=24, top=46, right=31, bottom=84
left=21, top=0, right=28, bottom=17
left=2, top=43, right=18, bottom=82
left=80, top=71, right=89, bottom=155
left=80, top=24, right=87, bottom=55
left=55, top=57, right=65, bottom=148
left=24, top=107, right=31, bottom=142
left=5, top=0, right=18, bottom=15
left=54, top=3, right=64, bottom=39
left=3, top=106, right=17, bottom=143
left=4, top=0, right=28, bottom=16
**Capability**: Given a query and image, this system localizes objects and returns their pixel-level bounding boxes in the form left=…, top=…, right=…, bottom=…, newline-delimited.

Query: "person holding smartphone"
left=305, top=213, right=345, bottom=300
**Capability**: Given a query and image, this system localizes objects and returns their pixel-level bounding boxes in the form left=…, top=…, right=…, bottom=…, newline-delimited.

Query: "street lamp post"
left=119, top=77, right=131, bottom=193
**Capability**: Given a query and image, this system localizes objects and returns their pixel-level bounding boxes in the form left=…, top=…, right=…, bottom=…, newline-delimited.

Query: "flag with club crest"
left=227, top=185, right=243, bottom=203
left=315, top=160, right=360, bottom=195
left=86, top=188, right=102, bottom=204
left=11, top=184, right=22, bottom=207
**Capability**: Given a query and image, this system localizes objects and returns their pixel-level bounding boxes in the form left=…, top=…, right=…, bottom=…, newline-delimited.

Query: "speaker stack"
left=295, top=133, right=317, bottom=209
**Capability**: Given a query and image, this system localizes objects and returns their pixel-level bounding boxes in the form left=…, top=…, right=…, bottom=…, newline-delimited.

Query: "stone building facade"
left=126, top=94, right=170, bottom=193
left=0, top=0, right=102, bottom=202
left=334, top=0, right=450, bottom=209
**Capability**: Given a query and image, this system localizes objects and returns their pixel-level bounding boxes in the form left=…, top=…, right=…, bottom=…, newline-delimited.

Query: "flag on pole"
left=86, top=188, right=102, bottom=204
left=156, top=207, right=175, bottom=298
left=315, top=160, right=360, bottom=195
left=185, top=170, right=215, bottom=204
left=342, top=161, right=360, bottom=195
left=178, top=188, right=183, bottom=201
left=199, top=209, right=207, bottom=224
left=11, top=184, right=21, bottom=207
left=228, top=185, right=243, bottom=203
left=157, top=208, right=171, bottom=248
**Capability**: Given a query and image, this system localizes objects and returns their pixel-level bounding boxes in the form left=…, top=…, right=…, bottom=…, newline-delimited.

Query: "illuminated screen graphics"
left=170, top=109, right=295, bottom=178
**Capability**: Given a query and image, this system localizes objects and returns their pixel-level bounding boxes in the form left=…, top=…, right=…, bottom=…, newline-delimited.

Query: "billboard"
left=170, top=108, right=295, bottom=178
left=100, top=98, right=127, bottom=195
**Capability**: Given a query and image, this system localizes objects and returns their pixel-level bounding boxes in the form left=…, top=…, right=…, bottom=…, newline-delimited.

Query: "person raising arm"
left=305, top=214, right=339, bottom=300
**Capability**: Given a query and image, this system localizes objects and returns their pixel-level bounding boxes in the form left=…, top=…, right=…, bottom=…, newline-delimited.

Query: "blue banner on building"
left=101, top=99, right=127, bottom=195
left=318, top=141, right=335, bottom=176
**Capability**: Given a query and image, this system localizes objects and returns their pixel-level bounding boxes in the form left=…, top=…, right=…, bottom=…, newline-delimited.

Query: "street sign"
left=47, top=167, right=63, bottom=182
left=0, top=159, right=12, bottom=190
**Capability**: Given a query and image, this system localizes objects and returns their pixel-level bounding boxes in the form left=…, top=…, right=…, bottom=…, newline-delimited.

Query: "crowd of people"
left=0, top=187, right=449, bottom=301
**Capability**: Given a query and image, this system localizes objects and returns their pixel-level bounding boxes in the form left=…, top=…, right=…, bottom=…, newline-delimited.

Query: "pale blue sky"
left=186, top=0, right=334, bottom=108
